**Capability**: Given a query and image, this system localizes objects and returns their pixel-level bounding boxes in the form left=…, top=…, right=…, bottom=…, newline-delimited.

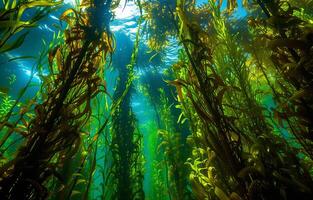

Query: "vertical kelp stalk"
left=140, top=71, right=192, bottom=199
left=110, top=68, right=144, bottom=199
left=106, top=2, right=145, bottom=199
left=109, top=35, right=144, bottom=199
left=157, top=89, right=191, bottom=200
left=0, top=0, right=113, bottom=199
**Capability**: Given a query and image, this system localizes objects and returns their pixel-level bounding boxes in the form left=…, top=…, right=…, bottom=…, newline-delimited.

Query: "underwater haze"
left=0, top=0, right=313, bottom=199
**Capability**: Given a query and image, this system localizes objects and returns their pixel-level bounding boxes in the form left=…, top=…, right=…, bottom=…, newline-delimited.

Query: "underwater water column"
left=139, top=70, right=192, bottom=199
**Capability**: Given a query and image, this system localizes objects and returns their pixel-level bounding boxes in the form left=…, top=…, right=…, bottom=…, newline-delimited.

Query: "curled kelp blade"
left=0, top=0, right=62, bottom=53
left=213, top=0, right=249, bottom=13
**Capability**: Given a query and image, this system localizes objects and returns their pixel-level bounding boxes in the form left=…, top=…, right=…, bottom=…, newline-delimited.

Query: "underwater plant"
left=0, top=0, right=113, bottom=199
left=108, top=59, right=145, bottom=199
left=254, top=0, right=313, bottom=159
left=139, top=68, right=192, bottom=200
left=105, top=7, right=145, bottom=198
left=0, top=94, right=15, bottom=120
left=0, top=0, right=62, bottom=53
left=157, top=0, right=313, bottom=199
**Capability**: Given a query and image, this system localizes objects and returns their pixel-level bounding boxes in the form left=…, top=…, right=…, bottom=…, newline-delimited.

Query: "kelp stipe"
left=104, top=5, right=145, bottom=198
left=0, top=0, right=113, bottom=199
left=109, top=66, right=144, bottom=199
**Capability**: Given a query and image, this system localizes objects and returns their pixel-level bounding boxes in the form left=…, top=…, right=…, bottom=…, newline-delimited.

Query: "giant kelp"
left=140, top=70, right=192, bottom=200
left=104, top=7, right=145, bottom=198
left=0, top=0, right=113, bottom=199
left=109, top=64, right=144, bottom=199
left=142, top=0, right=313, bottom=199
left=254, top=0, right=313, bottom=158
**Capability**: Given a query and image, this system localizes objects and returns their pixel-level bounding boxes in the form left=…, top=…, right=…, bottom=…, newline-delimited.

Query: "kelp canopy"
left=0, top=0, right=312, bottom=200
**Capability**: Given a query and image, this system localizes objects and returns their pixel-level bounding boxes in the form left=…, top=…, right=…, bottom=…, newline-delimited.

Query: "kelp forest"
left=0, top=0, right=312, bottom=199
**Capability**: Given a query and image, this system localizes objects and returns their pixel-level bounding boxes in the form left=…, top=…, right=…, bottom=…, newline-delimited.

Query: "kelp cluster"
left=143, top=0, right=313, bottom=199
left=0, top=0, right=313, bottom=199
left=0, top=0, right=113, bottom=199
left=254, top=0, right=313, bottom=158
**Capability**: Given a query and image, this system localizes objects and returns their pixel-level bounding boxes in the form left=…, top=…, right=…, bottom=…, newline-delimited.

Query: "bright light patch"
left=113, top=0, right=138, bottom=20
left=64, top=0, right=138, bottom=19
left=64, top=0, right=77, bottom=5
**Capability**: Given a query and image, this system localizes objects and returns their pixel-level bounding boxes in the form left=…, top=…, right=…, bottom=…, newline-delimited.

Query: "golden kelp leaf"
left=227, top=0, right=238, bottom=13
left=0, top=32, right=28, bottom=53
left=242, top=0, right=248, bottom=8
left=48, top=46, right=59, bottom=67
left=229, top=132, right=239, bottom=142
left=72, top=173, right=84, bottom=177
left=56, top=49, right=63, bottom=71
left=76, top=179, right=87, bottom=185
left=230, top=192, right=242, bottom=200
left=215, top=186, right=230, bottom=200
left=189, top=173, right=208, bottom=199
left=157, top=141, right=169, bottom=152
left=0, top=18, right=32, bottom=29
left=17, top=1, right=62, bottom=20
left=60, top=9, right=77, bottom=25
left=71, top=190, right=81, bottom=197
left=166, top=79, right=187, bottom=102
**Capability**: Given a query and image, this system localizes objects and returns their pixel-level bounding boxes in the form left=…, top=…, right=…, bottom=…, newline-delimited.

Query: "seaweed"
left=254, top=0, right=313, bottom=159
left=156, top=0, right=313, bottom=199
left=0, top=0, right=62, bottom=53
left=0, top=0, right=113, bottom=199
